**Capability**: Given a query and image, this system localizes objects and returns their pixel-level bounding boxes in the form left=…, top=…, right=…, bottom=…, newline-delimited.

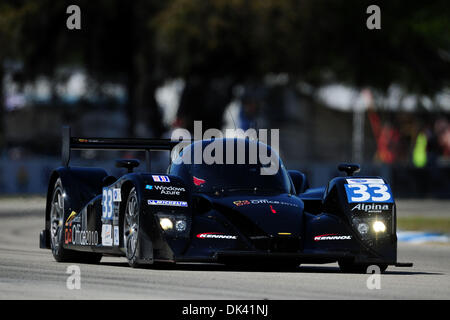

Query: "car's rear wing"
left=62, top=126, right=186, bottom=171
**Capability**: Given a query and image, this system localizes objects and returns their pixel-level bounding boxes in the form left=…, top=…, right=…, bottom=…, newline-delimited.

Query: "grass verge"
left=397, top=217, right=450, bottom=234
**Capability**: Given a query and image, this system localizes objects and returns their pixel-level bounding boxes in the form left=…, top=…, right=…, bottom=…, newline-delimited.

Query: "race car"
left=40, top=127, right=412, bottom=273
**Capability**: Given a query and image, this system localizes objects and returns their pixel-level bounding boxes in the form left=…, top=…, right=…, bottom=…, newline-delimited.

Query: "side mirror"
left=116, top=159, right=140, bottom=173
left=338, top=163, right=360, bottom=176
left=192, top=194, right=213, bottom=214
left=288, top=170, right=309, bottom=194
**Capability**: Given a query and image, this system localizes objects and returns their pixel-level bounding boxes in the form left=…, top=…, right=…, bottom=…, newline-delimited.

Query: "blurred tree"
left=291, top=0, right=450, bottom=95
left=155, top=0, right=450, bottom=120
left=0, top=1, right=37, bottom=148
left=154, top=0, right=260, bottom=130
left=0, top=0, right=168, bottom=138
left=1, top=0, right=449, bottom=142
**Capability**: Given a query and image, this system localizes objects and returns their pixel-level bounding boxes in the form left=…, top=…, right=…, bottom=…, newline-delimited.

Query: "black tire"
left=265, top=261, right=300, bottom=271
left=123, top=187, right=141, bottom=268
left=338, top=260, right=388, bottom=274
left=281, top=262, right=301, bottom=271
left=49, top=178, right=102, bottom=264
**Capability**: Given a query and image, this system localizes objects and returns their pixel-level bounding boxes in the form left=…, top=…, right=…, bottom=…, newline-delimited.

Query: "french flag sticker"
left=152, top=175, right=170, bottom=183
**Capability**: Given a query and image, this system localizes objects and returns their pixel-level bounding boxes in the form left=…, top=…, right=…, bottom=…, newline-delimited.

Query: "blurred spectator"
left=413, top=129, right=427, bottom=168
left=413, top=127, right=427, bottom=168
left=368, top=110, right=400, bottom=164
left=239, top=87, right=261, bottom=130
left=412, top=117, right=450, bottom=168
left=425, top=123, right=440, bottom=167
left=435, top=118, right=450, bottom=158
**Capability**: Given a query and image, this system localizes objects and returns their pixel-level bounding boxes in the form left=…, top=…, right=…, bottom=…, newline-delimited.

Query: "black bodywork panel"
left=40, top=132, right=405, bottom=267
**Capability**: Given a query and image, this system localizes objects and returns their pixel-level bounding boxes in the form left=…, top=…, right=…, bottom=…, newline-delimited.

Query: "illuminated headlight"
left=373, top=221, right=386, bottom=233
left=157, top=213, right=189, bottom=236
left=159, top=217, right=173, bottom=231
left=357, top=223, right=369, bottom=235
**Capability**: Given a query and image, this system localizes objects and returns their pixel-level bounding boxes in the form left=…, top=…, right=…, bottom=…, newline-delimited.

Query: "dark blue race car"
left=40, top=127, right=412, bottom=273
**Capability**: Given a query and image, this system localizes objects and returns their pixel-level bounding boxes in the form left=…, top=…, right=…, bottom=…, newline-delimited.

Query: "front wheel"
left=123, top=187, right=141, bottom=268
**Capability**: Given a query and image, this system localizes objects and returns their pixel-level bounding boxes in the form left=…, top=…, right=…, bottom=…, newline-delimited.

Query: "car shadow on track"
left=99, top=260, right=442, bottom=275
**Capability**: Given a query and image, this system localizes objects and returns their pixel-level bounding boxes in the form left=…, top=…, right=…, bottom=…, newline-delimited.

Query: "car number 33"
left=102, top=188, right=113, bottom=219
left=344, top=183, right=393, bottom=203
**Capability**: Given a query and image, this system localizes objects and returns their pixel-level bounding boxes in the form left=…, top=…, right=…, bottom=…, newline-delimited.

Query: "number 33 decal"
left=345, top=183, right=393, bottom=203
left=102, top=188, right=113, bottom=219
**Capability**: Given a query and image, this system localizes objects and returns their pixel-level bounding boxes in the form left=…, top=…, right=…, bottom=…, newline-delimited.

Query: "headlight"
left=159, top=217, right=173, bottom=231
left=175, top=219, right=187, bottom=232
left=352, top=217, right=390, bottom=242
left=373, top=221, right=386, bottom=233
left=357, top=223, right=369, bottom=235
left=156, top=213, right=189, bottom=236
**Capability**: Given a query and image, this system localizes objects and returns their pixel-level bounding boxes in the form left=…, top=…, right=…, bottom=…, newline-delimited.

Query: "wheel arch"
left=44, top=167, right=108, bottom=231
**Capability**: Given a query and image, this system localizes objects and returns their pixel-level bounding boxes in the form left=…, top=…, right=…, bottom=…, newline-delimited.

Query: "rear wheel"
left=123, top=187, right=140, bottom=268
left=338, top=260, right=387, bottom=274
left=49, top=178, right=102, bottom=264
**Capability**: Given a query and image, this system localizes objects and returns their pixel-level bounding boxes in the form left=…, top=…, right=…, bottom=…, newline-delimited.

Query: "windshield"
left=191, top=162, right=291, bottom=193
left=169, top=138, right=292, bottom=194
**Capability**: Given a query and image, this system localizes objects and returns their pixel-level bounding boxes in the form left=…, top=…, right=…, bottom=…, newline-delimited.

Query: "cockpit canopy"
left=168, top=138, right=293, bottom=194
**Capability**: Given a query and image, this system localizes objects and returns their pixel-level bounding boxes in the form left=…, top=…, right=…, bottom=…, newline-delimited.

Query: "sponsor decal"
left=254, top=199, right=299, bottom=207
left=145, top=185, right=153, bottom=190
left=233, top=199, right=299, bottom=208
left=147, top=199, right=188, bottom=207
left=193, top=176, right=206, bottom=186
left=152, top=175, right=170, bottom=183
left=71, top=224, right=98, bottom=246
left=314, top=234, right=352, bottom=241
left=102, top=224, right=113, bottom=246
left=112, top=188, right=121, bottom=202
left=64, top=211, right=78, bottom=244
left=269, top=205, right=277, bottom=214
left=102, top=188, right=114, bottom=220
left=233, top=200, right=251, bottom=206
left=196, top=232, right=237, bottom=240
left=65, top=226, right=72, bottom=244
left=113, top=226, right=119, bottom=246
left=65, top=211, right=77, bottom=226
left=152, top=185, right=185, bottom=196
left=345, top=183, right=393, bottom=203
left=346, top=178, right=385, bottom=184
left=351, top=203, right=390, bottom=213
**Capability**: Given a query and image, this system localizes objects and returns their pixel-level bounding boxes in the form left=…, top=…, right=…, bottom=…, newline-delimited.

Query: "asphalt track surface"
left=0, top=198, right=448, bottom=299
